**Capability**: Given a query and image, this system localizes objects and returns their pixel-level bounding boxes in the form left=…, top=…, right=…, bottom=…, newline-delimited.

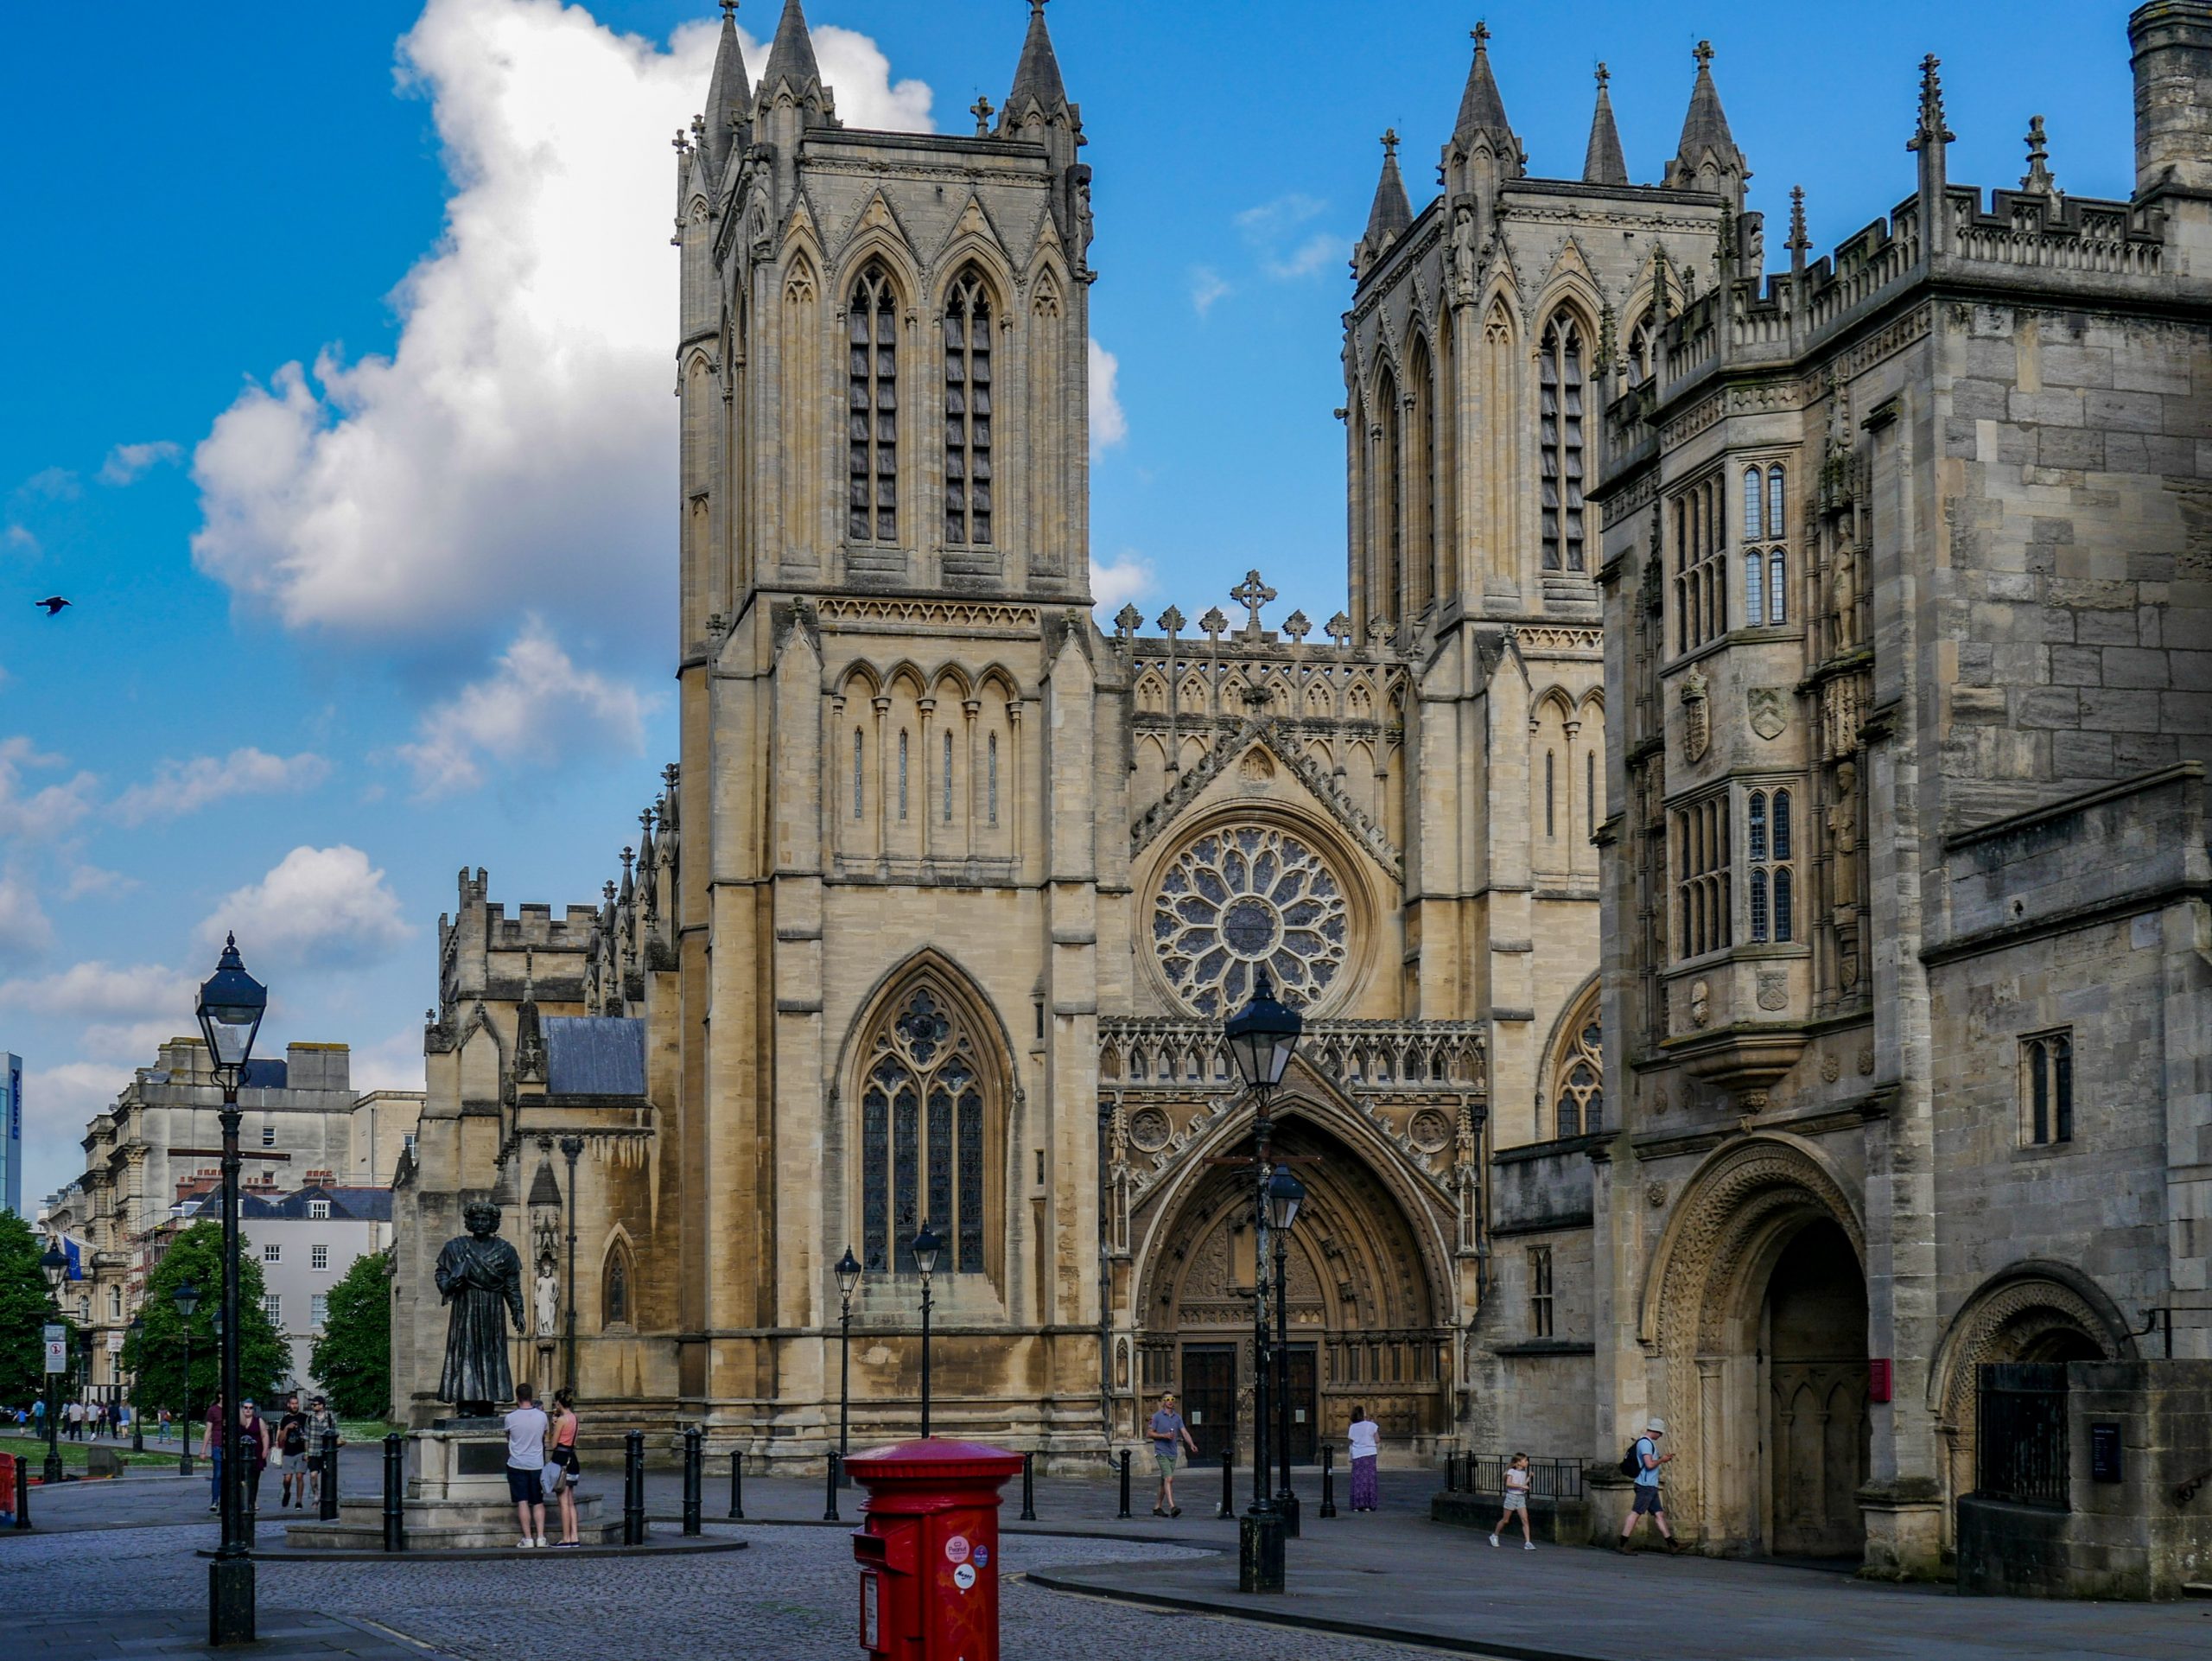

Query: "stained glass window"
left=1152, top=824, right=1351, bottom=1017
left=858, top=984, right=995, bottom=1276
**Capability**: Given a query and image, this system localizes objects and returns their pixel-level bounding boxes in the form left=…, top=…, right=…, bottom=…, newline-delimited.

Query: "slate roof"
left=543, top=1016, right=647, bottom=1098
left=236, top=1186, right=393, bottom=1223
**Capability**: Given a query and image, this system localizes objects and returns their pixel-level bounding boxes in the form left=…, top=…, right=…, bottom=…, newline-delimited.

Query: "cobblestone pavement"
left=0, top=1523, right=1452, bottom=1661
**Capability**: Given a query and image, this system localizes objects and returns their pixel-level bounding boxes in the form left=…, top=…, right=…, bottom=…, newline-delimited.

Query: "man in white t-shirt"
left=505, top=1384, right=550, bottom=1548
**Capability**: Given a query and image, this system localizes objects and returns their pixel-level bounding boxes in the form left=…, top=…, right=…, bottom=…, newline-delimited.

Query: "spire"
left=1443, top=22, right=1523, bottom=198
left=1006, top=0, right=1070, bottom=118
left=1453, top=22, right=1513, bottom=145
left=1907, top=54, right=1954, bottom=251
left=1663, top=40, right=1748, bottom=203
left=757, top=0, right=834, bottom=126
left=702, top=0, right=751, bottom=175
left=1583, top=62, right=1628, bottom=187
left=1363, top=129, right=1414, bottom=248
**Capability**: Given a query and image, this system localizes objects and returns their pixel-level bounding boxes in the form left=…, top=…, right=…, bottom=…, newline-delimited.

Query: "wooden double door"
left=1179, top=1343, right=1317, bottom=1465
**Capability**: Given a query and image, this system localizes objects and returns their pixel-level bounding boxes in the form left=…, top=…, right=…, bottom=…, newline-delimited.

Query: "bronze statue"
left=435, top=1199, right=524, bottom=1416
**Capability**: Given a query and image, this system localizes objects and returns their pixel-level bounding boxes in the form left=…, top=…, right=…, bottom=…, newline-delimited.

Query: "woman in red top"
left=548, top=1390, right=582, bottom=1546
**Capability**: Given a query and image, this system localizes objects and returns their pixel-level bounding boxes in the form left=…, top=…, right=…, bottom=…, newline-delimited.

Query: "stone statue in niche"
left=1827, top=760, right=1861, bottom=909
left=534, top=1256, right=559, bottom=1339
left=1451, top=205, right=1477, bottom=301
left=435, top=1199, right=525, bottom=1416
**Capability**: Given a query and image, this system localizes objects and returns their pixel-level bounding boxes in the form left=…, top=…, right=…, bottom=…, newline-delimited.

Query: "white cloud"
left=0, top=736, right=98, bottom=844
left=1090, top=339, right=1128, bottom=457
left=1235, top=194, right=1342, bottom=281
left=396, top=617, right=651, bottom=797
left=3, top=525, right=36, bottom=555
left=190, top=0, right=932, bottom=655
left=1268, top=233, right=1341, bottom=281
left=99, top=441, right=182, bottom=487
left=113, top=748, right=332, bottom=826
left=1090, top=551, right=1154, bottom=616
left=22, top=1062, right=132, bottom=1202
left=1189, top=266, right=1232, bottom=317
left=353, top=1026, right=429, bottom=1095
left=15, top=468, right=79, bottom=504
left=0, top=874, right=53, bottom=956
left=0, top=961, right=198, bottom=1061
left=200, top=845, right=414, bottom=968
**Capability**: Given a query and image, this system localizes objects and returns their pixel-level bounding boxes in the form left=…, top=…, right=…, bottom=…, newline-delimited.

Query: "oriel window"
left=943, top=270, right=993, bottom=545
left=849, top=264, right=899, bottom=544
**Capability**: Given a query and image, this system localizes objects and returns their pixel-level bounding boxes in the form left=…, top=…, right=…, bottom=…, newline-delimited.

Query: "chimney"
left=2132, top=2, right=2212, bottom=200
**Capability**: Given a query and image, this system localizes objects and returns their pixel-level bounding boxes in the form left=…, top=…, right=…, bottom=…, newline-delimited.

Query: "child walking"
left=1489, top=1452, right=1535, bottom=1550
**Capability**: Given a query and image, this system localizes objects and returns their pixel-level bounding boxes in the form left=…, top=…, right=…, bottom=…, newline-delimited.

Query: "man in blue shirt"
left=1616, top=1416, right=1684, bottom=1554
left=1147, top=1391, right=1198, bottom=1518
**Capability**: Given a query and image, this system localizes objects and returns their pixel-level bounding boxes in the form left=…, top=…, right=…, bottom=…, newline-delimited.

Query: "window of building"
left=1377, top=366, right=1402, bottom=620
left=987, top=733, right=999, bottom=825
left=858, top=981, right=997, bottom=1278
left=264, top=1295, right=282, bottom=1326
left=1549, top=984, right=1605, bottom=1137
left=898, top=729, right=909, bottom=820
left=310, top=1294, right=328, bottom=1329
left=1539, top=312, right=1587, bottom=572
left=943, top=731, right=955, bottom=823
left=1528, top=1246, right=1555, bottom=1339
left=847, top=264, right=899, bottom=544
left=1586, top=750, right=1597, bottom=839
left=1674, top=794, right=1731, bottom=958
left=263, top=1243, right=281, bottom=1264
left=1672, top=473, right=1726, bottom=652
left=854, top=729, right=866, bottom=820
left=1745, top=786, right=1795, bottom=944
left=603, top=1244, right=631, bottom=1327
left=1545, top=750, right=1557, bottom=838
left=943, top=270, right=993, bottom=546
left=2022, top=1029, right=2074, bottom=1146
left=261, top=1125, right=276, bottom=1148
left=108, top=1286, right=123, bottom=1321
left=403, top=1133, right=417, bottom=1158
left=1736, top=461, right=1792, bottom=631
left=311, top=1244, right=329, bottom=1271
left=1745, top=550, right=1766, bottom=627
left=308, top=1200, right=329, bottom=1220
left=1626, top=310, right=1656, bottom=385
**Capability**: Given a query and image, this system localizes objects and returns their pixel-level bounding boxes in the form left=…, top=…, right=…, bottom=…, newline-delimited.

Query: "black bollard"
left=1217, top=1445, right=1233, bottom=1519
left=727, top=1449, right=744, bottom=1520
left=1116, top=1448, right=1131, bottom=1519
left=1319, top=1442, right=1338, bottom=1519
left=623, top=1430, right=646, bottom=1545
left=381, top=1433, right=405, bottom=1553
left=823, top=1450, right=842, bottom=1523
left=319, top=1430, right=340, bottom=1521
left=1446, top=1450, right=1459, bottom=1493
left=13, top=1450, right=30, bottom=1530
left=682, top=1425, right=702, bottom=1537
left=1019, top=1451, right=1037, bottom=1522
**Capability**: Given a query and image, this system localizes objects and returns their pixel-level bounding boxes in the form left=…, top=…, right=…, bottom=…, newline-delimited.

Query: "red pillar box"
left=848, top=1438, right=1023, bottom=1661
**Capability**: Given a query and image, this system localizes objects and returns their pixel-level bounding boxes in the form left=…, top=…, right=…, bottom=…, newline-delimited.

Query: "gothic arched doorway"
left=1763, top=1219, right=1870, bottom=1558
left=1134, top=1112, right=1448, bottom=1465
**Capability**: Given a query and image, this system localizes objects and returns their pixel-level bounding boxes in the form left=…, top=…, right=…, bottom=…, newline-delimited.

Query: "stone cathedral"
left=395, top=0, right=2212, bottom=1583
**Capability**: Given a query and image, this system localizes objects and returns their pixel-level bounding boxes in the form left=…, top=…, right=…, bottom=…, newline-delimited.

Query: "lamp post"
left=128, top=1315, right=145, bottom=1451
left=1224, top=966, right=1303, bottom=1594
left=197, top=933, right=267, bottom=1646
left=174, top=1279, right=201, bottom=1478
left=912, top=1223, right=941, bottom=1438
left=835, top=1247, right=862, bottom=1481
left=1268, top=1168, right=1306, bottom=1536
left=559, top=1136, right=583, bottom=1391
left=40, top=1241, right=67, bottom=1486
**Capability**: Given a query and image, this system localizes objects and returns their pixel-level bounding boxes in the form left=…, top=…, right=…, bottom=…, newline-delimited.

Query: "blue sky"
left=0, top=0, right=2140, bottom=1206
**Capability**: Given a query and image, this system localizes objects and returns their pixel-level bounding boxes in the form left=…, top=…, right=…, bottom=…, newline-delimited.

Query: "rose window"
left=1153, top=825, right=1350, bottom=1017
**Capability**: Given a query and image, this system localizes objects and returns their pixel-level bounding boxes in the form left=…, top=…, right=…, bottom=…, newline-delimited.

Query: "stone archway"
left=1133, top=1112, right=1448, bottom=1464
left=1929, top=1264, right=2133, bottom=1556
left=1642, top=1135, right=1865, bottom=1555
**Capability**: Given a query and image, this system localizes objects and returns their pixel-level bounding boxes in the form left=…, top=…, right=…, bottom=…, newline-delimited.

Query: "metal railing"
left=1446, top=1453, right=1585, bottom=1501
left=1975, top=1362, right=2069, bottom=1511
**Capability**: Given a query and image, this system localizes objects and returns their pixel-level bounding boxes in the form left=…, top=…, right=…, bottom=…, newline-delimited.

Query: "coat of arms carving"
left=1681, top=671, right=1711, bottom=762
left=1747, top=686, right=1788, bottom=741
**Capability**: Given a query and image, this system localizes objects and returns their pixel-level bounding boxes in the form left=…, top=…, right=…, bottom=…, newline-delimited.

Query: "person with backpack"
left=276, top=1394, right=311, bottom=1509
left=1616, top=1416, right=1684, bottom=1553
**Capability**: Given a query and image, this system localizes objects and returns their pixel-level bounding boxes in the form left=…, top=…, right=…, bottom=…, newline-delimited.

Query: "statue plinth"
left=412, top=1419, right=516, bottom=1504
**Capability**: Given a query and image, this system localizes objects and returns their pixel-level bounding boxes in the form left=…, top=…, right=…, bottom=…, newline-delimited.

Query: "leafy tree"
left=119, top=1219, right=286, bottom=1416
left=309, top=1249, right=391, bottom=1420
left=0, top=1212, right=75, bottom=1407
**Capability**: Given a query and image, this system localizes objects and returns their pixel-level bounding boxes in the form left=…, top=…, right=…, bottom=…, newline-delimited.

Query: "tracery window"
left=1738, top=461, right=1791, bottom=628
left=848, top=264, right=899, bottom=544
left=1539, top=312, right=1587, bottom=571
left=1377, top=368, right=1402, bottom=624
left=1153, top=824, right=1351, bottom=1018
left=1528, top=1246, right=1555, bottom=1337
left=1746, top=786, right=1794, bottom=943
left=943, top=270, right=993, bottom=545
left=859, top=985, right=992, bottom=1276
left=1550, top=987, right=1605, bottom=1137
left=1626, top=310, right=1656, bottom=385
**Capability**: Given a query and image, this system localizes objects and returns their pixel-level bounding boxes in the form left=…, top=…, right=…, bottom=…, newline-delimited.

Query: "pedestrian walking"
left=1346, top=1405, right=1381, bottom=1512
left=235, top=1400, right=272, bottom=1515
left=548, top=1389, right=582, bottom=1547
left=67, top=1400, right=84, bottom=1441
left=1616, top=1416, right=1684, bottom=1554
left=205, top=1396, right=226, bottom=1510
left=158, top=1407, right=172, bottom=1443
left=1489, top=1451, right=1536, bottom=1550
left=306, top=1397, right=339, bottom=1505
left=1146, top=1391, right=1198, bottom=1518
left=276, top=1394, right=310, bottom=1509
left=505, top=1383, right=550, bottom=1549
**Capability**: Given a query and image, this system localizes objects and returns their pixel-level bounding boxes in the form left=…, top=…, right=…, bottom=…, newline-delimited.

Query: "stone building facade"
left=391, top=0, right=2209, bottom=1582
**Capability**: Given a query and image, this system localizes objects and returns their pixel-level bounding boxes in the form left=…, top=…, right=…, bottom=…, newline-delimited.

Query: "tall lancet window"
left=1376, top=367, right=1402, bottom=626
left=848, top=264, right=899, bottom=544
left=943, top=270, right=993, bottom=545
left=1539, top=313, right=1587, bottom=572
left=858, top=983, right=995, bottom=1276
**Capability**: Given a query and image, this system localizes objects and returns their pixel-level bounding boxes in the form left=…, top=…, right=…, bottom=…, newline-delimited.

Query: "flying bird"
left=35, top=596, right=70, bottom=615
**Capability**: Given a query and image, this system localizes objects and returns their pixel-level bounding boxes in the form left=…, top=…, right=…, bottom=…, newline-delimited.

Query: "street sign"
left=42, top=1323, right=62, bottom=1343
left=43, top=1339, right=66, bottom=1374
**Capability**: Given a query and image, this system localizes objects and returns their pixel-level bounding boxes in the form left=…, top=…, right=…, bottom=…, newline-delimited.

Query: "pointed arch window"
left=601, top=1240, right=632, bottom=1328
left=1409, top=338, right=1438, bottom=618
left=858, top=983, right=996, bottom=1276
left=1539, top=312, right=1587, bottom=572
left=943, top=270, right=993, bottom=545
left=1627, top=310, right=1656, bottom=385
left=1549, top=985, right=1605, bottom=1138
left=853, top=729, right=866, bottom=820
left=1746, top=786, right=1795, bottom=945
left=898, top=729, right=909, bottom=820
left=1768, top=551, right=1788, bottom=625
left=942, top=730, right=955, bottom=822
left=848, top=264, right=899, bottom=544
left=987, top=732, right=1000, bottom=825
left=1376, top=368, right=1402, bottom=626
left=1586, top=750, right=1597, bottom=839
left=1745, top=552, right=1767, bottom=626
left=1545, top=750, right=1557, bottom=837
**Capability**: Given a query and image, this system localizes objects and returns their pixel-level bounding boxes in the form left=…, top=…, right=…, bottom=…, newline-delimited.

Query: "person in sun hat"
left=1616, top=1416, right=1684, bottom=1554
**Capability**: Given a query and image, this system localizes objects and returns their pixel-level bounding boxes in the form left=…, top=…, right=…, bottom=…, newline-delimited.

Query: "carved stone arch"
left=930, top=220, right=1018, bottom=316
left=1478, top=278, right=1521, bottom=345
left=1540, top=973, right=1605, bottom=1139
left=928, top=661, right=975, bottom=701
left=975, top=663, right=1021, bottom=703
left=881, top=660, right=928, bottom=700
left=1135, top=670, right=1168, bottom=713
left=835, top=190, right=922, bottom=290
left=1531, top=684, right=1577, bottom=725
left=833, top=660, right=882, bottom=702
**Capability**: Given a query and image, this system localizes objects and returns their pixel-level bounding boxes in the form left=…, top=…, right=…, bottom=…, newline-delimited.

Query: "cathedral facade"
left=392, top=0, right=2211, bottom=1581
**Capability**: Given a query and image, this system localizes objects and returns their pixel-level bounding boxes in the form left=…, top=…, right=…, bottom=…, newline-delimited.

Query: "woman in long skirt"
left=1347, top=1405, right=1382, bottom=1512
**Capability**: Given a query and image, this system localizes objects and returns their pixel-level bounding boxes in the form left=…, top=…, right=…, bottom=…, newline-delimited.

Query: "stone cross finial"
left=2020, top=115, right=2058, bottom=197
left=672, top=128, right=689, bottom=155
left=1156, top=605, right=1185, bottom=635
left=1472, top=22, right=1490, bottom=48
left=1595, top=61, right=1609, bottom=88
left=1381, top=128, right=1399, bottom=157
left=1282, top=609, right=1313, bottom=644
left=972, top=95, right=995, bottom=137
left=1113, top=602, right=1142, bottom=638
left=1325, top=611, right=1351, bottom=649
left=1230, top=570, right=1276, bottom=636
left=1198, top=607, right=1228, bottom=644
left=1693, top=40, right=1713, bottom=70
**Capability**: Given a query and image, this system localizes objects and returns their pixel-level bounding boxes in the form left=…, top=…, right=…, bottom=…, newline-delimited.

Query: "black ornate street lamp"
left=835, top=1247, right=862, bottom=1481
left=1224, top=966, right=1302, bottom=1594
left=128, top=1315, right=145, bottom=1451
left=912, top=1222, right=942, bottom=1438
left=1268, top=1167, right=1306, bottom=1536
left=197, top=933, right=266, bottom=1647
left=39, top=1240, right=67, bottom=1486
left=173, top=1278, right=201, bottom=1478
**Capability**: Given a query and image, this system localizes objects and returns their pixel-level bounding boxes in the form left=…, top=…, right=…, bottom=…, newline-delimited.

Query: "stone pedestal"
left=411, top=1420, right=515, bottom=1504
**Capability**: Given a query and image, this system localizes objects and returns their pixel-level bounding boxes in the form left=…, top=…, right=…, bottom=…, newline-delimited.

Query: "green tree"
left=119, top=1219, right=286, bottom=1416
left=0, top=1212, right=74, bottom=1406
left=309, top=1248, right=391, bottom=1420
